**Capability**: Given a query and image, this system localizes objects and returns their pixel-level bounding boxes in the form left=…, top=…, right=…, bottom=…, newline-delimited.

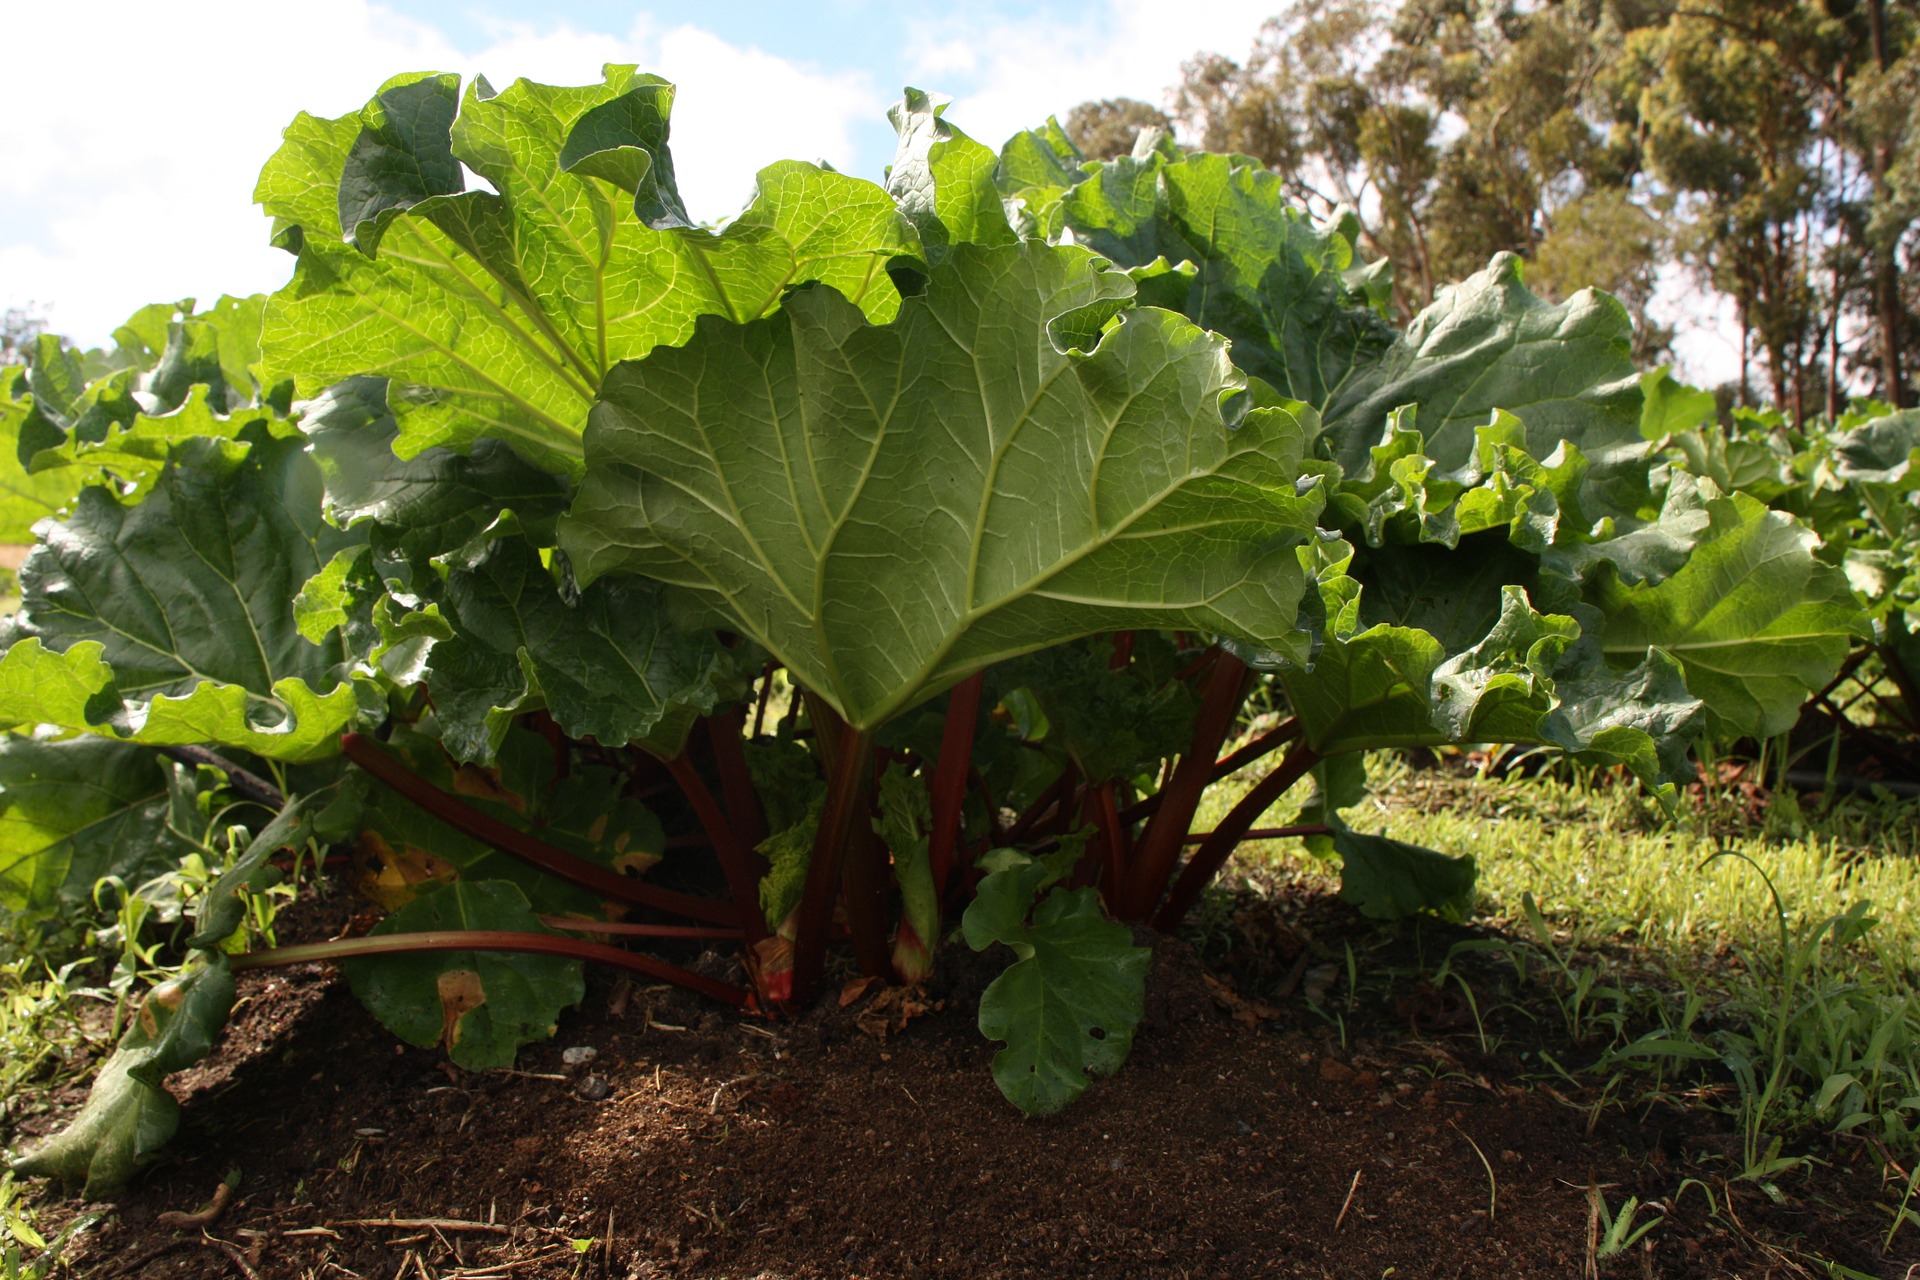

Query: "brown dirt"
left=10, top=887, right=1908, bottom=1280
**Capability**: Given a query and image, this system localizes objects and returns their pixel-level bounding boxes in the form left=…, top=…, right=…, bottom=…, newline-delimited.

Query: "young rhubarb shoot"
left=875, top=762, right=937, bottom=983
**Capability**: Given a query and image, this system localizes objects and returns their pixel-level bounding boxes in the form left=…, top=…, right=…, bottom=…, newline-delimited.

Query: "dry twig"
left=1333, top=1168, right=1363, bottom=1232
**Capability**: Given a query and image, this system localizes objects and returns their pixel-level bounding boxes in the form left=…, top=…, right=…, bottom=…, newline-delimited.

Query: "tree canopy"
left=1117, top=0, right=1920, bottom=416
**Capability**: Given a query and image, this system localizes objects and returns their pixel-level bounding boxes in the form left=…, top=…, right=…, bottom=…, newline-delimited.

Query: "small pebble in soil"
left=561, top=1046, right=598, bottom=1066
left=577, top=1075, right=612, bottom=1100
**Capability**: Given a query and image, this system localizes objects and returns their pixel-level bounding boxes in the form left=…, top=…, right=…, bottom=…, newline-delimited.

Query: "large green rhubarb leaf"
left=0, top=430, right=361, bottom=761
left=0, top=737, right=191, bottom=915
left=10, top=957, right=235, bottom=1196
left=299, top=378, right=572, bottom=591
left=1595, top=490, right=1868, bottom=737
left=1028, top=150, right=1395, bottom=410
left=259, top=68, right=919, bottom=475
left=339, top=880, right=584, bottom=1070
left=563, top=240, right=1324, bottom=730
left=425, top=534, right=738, bottom=762
left=1319, top=253, right=1652, bottom=518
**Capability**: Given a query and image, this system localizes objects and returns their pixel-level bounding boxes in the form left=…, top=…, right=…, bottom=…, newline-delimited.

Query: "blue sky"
left=377, top=0, right=1050, bottom=180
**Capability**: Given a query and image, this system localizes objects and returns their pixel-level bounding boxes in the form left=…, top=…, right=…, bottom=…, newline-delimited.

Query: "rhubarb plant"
left=1669, top=401, right=1920, bottom=746
left=0, top=73, right=1870, bottom=1193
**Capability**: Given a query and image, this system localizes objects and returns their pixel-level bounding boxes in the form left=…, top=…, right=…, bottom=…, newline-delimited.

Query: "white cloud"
left=0, top=2, right=881, bottom=346
left=650, top=27, right=880, bottom=218
left=903, top=0, right=1278, bottom=149
left=1648, top=262, right=1746, bottom=390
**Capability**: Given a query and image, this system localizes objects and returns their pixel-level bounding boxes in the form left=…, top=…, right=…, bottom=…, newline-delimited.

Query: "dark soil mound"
left=13, top=898, right=1900, bottom=1280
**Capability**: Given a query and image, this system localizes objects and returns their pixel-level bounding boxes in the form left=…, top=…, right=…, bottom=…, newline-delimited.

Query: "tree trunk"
left=1739, top=298, right=1753, bottom=409
left=1868, top=0, right=1911, bottom=406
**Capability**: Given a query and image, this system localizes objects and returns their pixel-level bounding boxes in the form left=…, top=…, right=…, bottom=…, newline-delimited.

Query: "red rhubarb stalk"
left=663, top=752, right=770, bottom=945
left=1115, top=715, right=1301, bottom=829
left=342, top=734, right=740, bottom=928
left=1002, top=764, right=1078, bottom=847
left=927, top=672, right=984, bottom=895
left=706, top=706, right=769, bottom=854
left=1085, top=782, right=1127, bottom=893
left=841, top=766, right=893, bottom=979
left=1120, top=650, right=1249, bottom=919
left=1152, top=743, right=1322, bottom=931
left=788, top=703, right=875, bottom=1005
left=537, top=917, right=742, bottom=940
left=232, top=930, right=751, bottom=1007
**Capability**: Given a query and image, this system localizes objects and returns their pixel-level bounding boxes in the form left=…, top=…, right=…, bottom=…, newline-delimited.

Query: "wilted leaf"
left=10, top=958, right=235, bottom=1196
left=340, top=880, right=584, bottom=1070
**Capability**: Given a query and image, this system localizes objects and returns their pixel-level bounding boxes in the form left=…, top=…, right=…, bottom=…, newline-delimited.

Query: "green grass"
left=0, top=923, right=103, bottom=1279
left=1197, top=751, right=1920, bottom=1171
left=0, top=950, right=93, bottom=1113
left=0, top=1172, right=88, bottom=1280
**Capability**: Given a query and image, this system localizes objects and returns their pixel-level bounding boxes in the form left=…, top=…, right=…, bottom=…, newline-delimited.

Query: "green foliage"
left=1593, top=492, right=1869, bottom=737
left=996, top=634, right=1197, bottom=785
left=562, top=240, right=1325, bottom=729
left=340, top=880, right=584, bottom=1071
left=0, top=737, right=191, bottom=916
left=260, top=68, right=919, bottom=475
left=10, top=957, right=234, bottom=1196
left=1318, top=254, right=1649, bottom=519
left=1330, top=825, right=1475, bottom=921
left=427, top=534, right=740, bottom=763
left=963, top=847, right=1149, bottom=1114
left=298, top=376, right=571, bottom=594
left=996, top=140, right=1393, bottom=410
left=0, top=430, right=363, bottom=761
left=0, top=397, right=85, bottom=546
left=0, top=296, right=281, bottom=542
left=0, top=64, right=1884, bottom=1180
left=187, top=797, right=314, bottom=949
